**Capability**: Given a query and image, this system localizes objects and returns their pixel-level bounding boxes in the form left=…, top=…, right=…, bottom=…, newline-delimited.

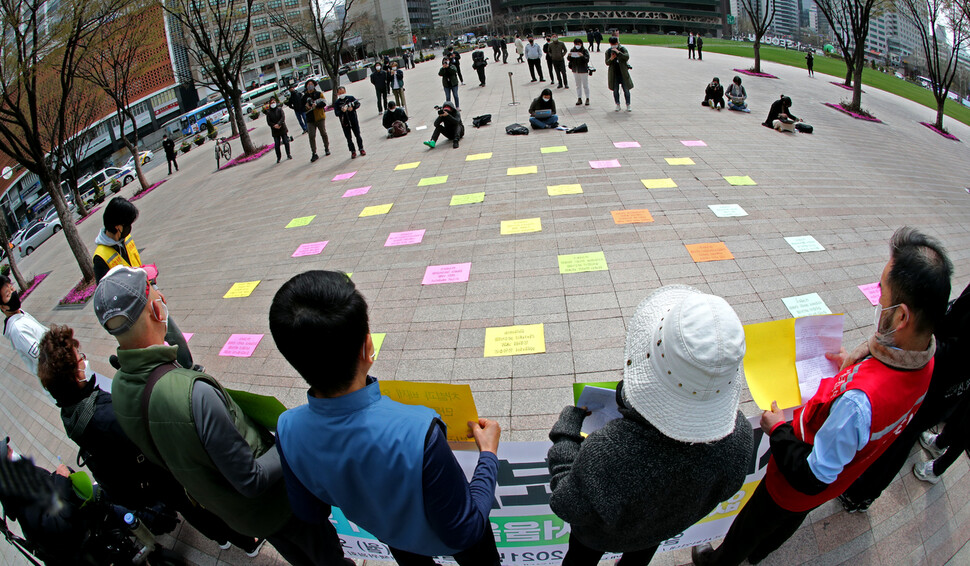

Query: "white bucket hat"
left=623, top=285, right=745, bottom=443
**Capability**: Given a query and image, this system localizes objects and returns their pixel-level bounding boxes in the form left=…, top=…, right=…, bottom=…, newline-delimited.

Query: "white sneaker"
left=615, top=104, right=621, bottom=112
left=914, top=460, right=941, bottom=484
left=920, top=431, right=947, bottom=459
left=626, top=105, right=632, bottom=112
left=218, top=542, right=232, bottom=550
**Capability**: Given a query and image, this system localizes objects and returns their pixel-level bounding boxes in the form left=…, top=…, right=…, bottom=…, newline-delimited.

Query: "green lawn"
left=620, top=35, right=970, bottom=128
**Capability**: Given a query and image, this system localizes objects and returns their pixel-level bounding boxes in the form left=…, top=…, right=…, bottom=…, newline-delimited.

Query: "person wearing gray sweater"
left=548, top=286, right=754, bottom=565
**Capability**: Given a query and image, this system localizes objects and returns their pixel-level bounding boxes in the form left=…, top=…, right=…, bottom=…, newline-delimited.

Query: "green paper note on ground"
left=724, top=175, right=757, bottom=186
left=418, top=175, right=448, bottom=186
left=541, top=146, right=568, bottom=154
left=743, top=319, right=801, bottom=410
left=450, top=192, right=485, bottom=205
left=372, top=332, right=386, bottom=359
left=642, top=178, right=677, bottom=189
left=547, top=184, right=583, bottom=196
left=466, top=153, right=492, bottom=161
left=226, top=389, right=288, bottom=432
left=286, top=215, right=316, bottom=228
left=573, top=381, right=619, bottom=404
left=558, top=251, right=608, bottom=274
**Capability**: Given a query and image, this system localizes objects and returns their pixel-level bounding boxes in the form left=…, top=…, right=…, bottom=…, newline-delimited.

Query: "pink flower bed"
left=829, top=81, right=865, bottom=93
left=20, top=273, right=49, bottom=300
left=225, top=127, right=256, bottom=142
left=734, top=68, right=779, bottom=79
left=823, top=102, right=882, bottom=123
left=919, top=122, right=960, bottom=141
left=75, top=206, right=102, bottom=225
left=130, top=179, right=168, bottom=202
left=218, top=145, right=272, bottom=171
left=58, top=278, right=96, bottom=306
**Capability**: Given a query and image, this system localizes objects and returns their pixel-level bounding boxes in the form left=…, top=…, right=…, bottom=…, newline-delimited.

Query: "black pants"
left=166, top=155, right=178, bottom=174
left=688, top=45, right=695, bottom=59
left=528, top=58, right=544, bottom=80
left=492, top=48, right=500, bottom=62
left=454, top=64, right=463, bottom=83
left=389, top=524, right=500, bottom=566
left=933, top=400, right=970, bottom=475
left=176, top=498, right=255, bottom=550
left=696, top=481, right=810, bottom=566
left=476, top=67, right=486, bottom=85
left=431, top=123, right=463, bottom=142
left=698, top=47, right=703, bottom=60
left=273, top=133, right=291, bottom=160
left=502, top=48, right=508, bottom=63
left=267, top=515, right=348, bottom=566
left=703, top=96, right=725, bottom=109
left=374, top=88, right=388, bottom=113
left=546, top=58, right=554, bottom=81
left=340, top=115, right=364, bottom=153
left=563, top=536, right=658, bottom=566
left=553, top=60, right=568, bottom=87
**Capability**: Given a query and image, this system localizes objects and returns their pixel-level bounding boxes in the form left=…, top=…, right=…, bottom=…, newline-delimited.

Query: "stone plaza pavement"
left=2, top=43, right=970, bottom=565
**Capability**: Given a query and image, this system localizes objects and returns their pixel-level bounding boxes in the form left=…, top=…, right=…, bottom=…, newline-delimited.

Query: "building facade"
left=350, top=0, right=433, bottom=53
left=499, top=0, right=724, bottom=36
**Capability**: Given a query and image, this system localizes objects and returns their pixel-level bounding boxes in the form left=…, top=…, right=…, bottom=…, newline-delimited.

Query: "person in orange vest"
left=692, top=226, right=953, bottom=566
left=93, top=197, right=196, bottom=370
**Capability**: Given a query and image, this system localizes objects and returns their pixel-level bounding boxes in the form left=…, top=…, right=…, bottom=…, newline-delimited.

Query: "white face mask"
left=270, top=103, right=277, bottom=109
left=873, top=302, right=902, bottom=337
left=152, top=298, right=169, bottom=328
left=542, top=97, right=551, bottom=101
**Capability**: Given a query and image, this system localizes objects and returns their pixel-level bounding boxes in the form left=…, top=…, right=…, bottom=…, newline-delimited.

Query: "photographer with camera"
left=606, top=36, right=634, bottom=112
left=569, top=38, right=591, bottom=106
left=303, top=79, right=331, bottom=162
left=423, top=102, right=464, bottom=149
left=439, top=58, right=461, bottom=111
left=334, top=86, right=365, bottom=159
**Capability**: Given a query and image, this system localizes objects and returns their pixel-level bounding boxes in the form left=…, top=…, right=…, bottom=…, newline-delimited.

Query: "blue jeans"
left=295, top=110, right=307, bottom=132
left=444, top=86, right=460, bottom=109
left=529, top=115, right=558, bottom=129
left=728, top=101, right=750, bottom=112
left=612, top=83, right=631, bottom=105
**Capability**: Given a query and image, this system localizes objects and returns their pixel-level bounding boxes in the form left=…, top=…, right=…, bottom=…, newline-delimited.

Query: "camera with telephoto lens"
left=588, top=66, right=596, bottom=76
left=314, top=98, right=326, bottom=108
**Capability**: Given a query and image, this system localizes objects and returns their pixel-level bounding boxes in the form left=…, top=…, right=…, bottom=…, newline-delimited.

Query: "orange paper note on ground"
left=686, top=242, right=734, bottom=262
left=379, top=381, right=479, bottom=443
left=611, top=209, right=654, bottom=224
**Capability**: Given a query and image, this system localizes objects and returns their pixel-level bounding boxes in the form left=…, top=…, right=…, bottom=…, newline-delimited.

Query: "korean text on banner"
left=379, top=381, right=478, bottom=443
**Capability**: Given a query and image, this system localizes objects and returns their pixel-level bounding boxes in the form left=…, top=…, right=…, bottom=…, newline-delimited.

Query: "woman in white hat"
left=547, top=285, right=754, bottom=565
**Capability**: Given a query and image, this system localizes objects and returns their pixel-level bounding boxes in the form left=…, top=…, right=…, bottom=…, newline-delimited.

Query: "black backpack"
left=472, top=114, right=492, bottom=128
left=506, top=123, right=529, bottom=135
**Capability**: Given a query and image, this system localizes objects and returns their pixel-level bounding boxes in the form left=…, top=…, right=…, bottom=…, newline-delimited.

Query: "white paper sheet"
left=576, top=386, right=623, bottom=434
left=793, top=314, right=844, bottom=403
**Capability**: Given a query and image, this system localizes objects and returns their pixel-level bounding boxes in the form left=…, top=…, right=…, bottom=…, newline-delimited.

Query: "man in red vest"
left=693, top=226, right=952, bottom=566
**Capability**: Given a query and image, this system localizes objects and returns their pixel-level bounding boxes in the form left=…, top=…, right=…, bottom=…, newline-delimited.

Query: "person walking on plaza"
left=549, top=285, right=753, bottom=565
left=94, top=266, right=352, bottom=566
left=383, top=101, right=409, bottom=138
left=162, top=134, right=178, bottom=175
left=529, top=88, right=559, bottom=129
left=688, top=32, right=696, bottom=59
left=334, top=86, right=365, bottom=159
left=569, top=38, right=591, bottom=106
left=607, top=36, right=634, bottom=112
left=543, top=36, right=556, bottom=84
left=370, top=63, right=389, bottom=115
left=270, top=270, right=504, bottom=566
left=0, top=275, right=47, bottom=378
left=702, top=77, right=725, bottom=110
left=697, top=35, right=704, bottom=60
left=593, top=29, right=603, bottom=51
left=548, top=33, right=569, bottom=89
left=424, top=102, right=464, bottom=149
left=303, top=79, right=331, bottom=162
left=806, top=50, right=815, bottom=76
left=388, top=61, right=407, bottom=109
left=439, top=58, right=461, bottom=110
left=472, top=47, right=488, bottom=86
left=586, top=29, right=595, bottom=50
left=726, top=76, right=750, bottom=112
left=445, top=47, right=464, bottom=85
left=501, top=36, right=509, bottom=63
left=491, top=37, right=501, bottom=62
left=515, top=34, right=524, bottom=62
left=525, top=36, right=544, bottom=82
left=93, top=197, right=194, bottom=370
left=265, top=97, right=292, bottom=163
left=285, top=86, right=307, bottom=133
left=692, top=227, right=952, bottom=566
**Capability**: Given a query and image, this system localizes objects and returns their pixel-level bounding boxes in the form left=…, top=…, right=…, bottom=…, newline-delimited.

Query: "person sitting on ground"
left=702, top=77, right=725, bottom=110
left=383, top=101, right=410, bottom=138
left=763, top=95, right=800, bottom=132
left=424, top=101, right=464, bottom=149
left=725, top=76, right=750, bottom=112
left=529, top=88, right=559, bottom=129
left=548, top=285, right=753, bottom=565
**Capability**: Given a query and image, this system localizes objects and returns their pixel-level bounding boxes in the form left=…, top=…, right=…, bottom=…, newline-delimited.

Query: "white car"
left=18, top=218, right=62, bottom=257
left=124, top=151, right=154, bottom=168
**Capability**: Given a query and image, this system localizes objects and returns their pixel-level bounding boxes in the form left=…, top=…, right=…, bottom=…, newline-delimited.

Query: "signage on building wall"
left=533, top=11, right=722, bottom=25
left=153, top=99, right=181, bottom=118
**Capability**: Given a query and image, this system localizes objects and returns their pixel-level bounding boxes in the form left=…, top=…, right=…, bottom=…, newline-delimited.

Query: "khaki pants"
left=392, top=88, right=406, bottom=108
left=307, top=118, right=329, bottom=155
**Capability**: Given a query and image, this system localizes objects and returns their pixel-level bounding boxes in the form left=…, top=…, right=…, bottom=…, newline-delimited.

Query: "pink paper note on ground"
left=342, top=186, right=371, bottom=197
left=613, top=141, right=641, bottom=148
left=332, top=171, right=357, bottom=181
left=590, top=159, right=621, bottom=169
left=681, top=140, right=707, bottom=147
left=422, top=262, right=471, bottom=285
left=219, top=334, right=264, bottom=357
left=292, top=241, right=329, bottom=257
left=858, top=282, right=881, bottom=306
left=385, top=229, right=426, bottom=247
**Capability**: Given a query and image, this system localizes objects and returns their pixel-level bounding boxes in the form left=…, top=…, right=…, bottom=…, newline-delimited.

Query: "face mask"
left=270, top=103, right=277, bottom=109
left=5, top=290, right=21, bottom=312
left=375, top=66, right=381, bottom=70
left=873, top=302, right=903, bottom=337
left=543, top=97, right=550, bottom=101
left=152, top=298, right=169, bottom=328
left=307, top=85, right=316, bottom=92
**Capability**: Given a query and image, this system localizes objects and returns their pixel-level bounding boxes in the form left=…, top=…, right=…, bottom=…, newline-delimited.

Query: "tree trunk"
left=935, top=99, right=945, bottom=131
left=0, top=215, right=29, bottom=291
left=68, top=177, right=89, bottom=217
left=42, top=176, right=95, bottom=283
left=227, top=101, right=240, bottom=137
left=753, top=37, right=762, bottom=73
left=844, top=67, right=852, bottom=86
left=850, top=63, right=864, bottom=109
left=231, top=94, right=257, bottom=155
left=123, top=138, right=150, bottom=190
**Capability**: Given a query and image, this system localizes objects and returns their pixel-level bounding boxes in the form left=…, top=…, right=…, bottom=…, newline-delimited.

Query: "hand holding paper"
left=761, top=401, right=785, bottom=434
left=469, top=418, right=501, bottom=454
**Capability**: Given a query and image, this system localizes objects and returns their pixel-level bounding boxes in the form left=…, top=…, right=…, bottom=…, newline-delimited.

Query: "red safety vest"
left=766, top=355, right=933, bottom=512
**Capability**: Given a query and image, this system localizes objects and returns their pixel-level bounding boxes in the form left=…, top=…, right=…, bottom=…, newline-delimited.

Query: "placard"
left=394, top=161, right=421, bottom=170
left=785, top=235, right=825, bottom=253
left=858, top=282, right=881, bottom=306
left=286, top=215, right=316, bottom=228
left=378, top=381, right=479, bottom=443
left=343, top=186, right=371, bottom=197
left=292, top=241, right=329, bottom=257
left=685, top=242, right=734, bottom=262
left=500, top=218, right=542, bottom=235
left=450, top=192, right=485, bottom=205
left=223, top=280, right=261, bottom=298
left=681, top=140, right=707, bottom=147
left=611, top=209, right=654, bottom=224
left=385, top=229, right=426, bottom=247
left=418, top=175, right=448, bottom=186
left=724, top=175, right=756, bottom=186
left=613, top=141, right=641, bottom=148
left=642, top=178, right=677, bottom=189
left=218, top=334, right=263, bottom=357
left=484, top=324, right=546, bottom=357
left=665, top=157, right=695, bottom=165
left=466, top=153, right=492, bottom=161
left=507, top=166, right=538, bottom=176
left=547, top=184, right=583, bottom=196
left=782, top=293, right=832, bottom=318
left=540, top=146, right=568, bottom=154
left=589, top=159, right=621, bottom=169
left=359, top=203, right=393, bottom=217
left=332, top=171, right=357, bottom=181
left=422, top=262, right=472, bottom=285
left=558, top=251, right=608, bottom=274
left=708, top=204, right=748, bottom=217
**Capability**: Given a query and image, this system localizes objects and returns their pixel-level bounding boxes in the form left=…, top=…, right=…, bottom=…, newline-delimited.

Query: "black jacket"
left=162, top=138, right=176, bottom=158
left=433, top=107, right=463, bottom=138
left=568, top=46, right=590, bottom=73
left=387, top=68, right=405, bottom=89
left=383, top=107, right=409, bottom=129
left=265, top=106, right=288, bottom=137
left=764, top=98, right=797, bottom=126
left=334, top=95, right=361, bottom=126
left=440, top=65, right=460, bottom=88
left=285, top=90, right=304, bottom=112
left=705, top=83, right=725, bottom=101
left=370, top=68, right=389, bottom=92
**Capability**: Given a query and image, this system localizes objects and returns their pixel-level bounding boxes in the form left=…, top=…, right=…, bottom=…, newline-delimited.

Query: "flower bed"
left=224, top=127, right=256, bottom=142
left=829, top=81, right=865, bottom=93
left=218, top=144, right=272, bottom=171
left=57, top=278, right=96, bottom=308
left=75, top=206, right=102, bottom=225
left=20, top=272, right=49, bottom=300
left=920, top=122, right=960, bottom=141
left=130, top=179, right=168, bottom=202
left=823, top=102, right=882, bottom=123
left=734, top=68, right=778, bottom=79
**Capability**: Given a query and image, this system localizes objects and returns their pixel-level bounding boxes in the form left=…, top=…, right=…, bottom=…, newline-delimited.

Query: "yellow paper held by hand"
left=379, top=381, right=479, bottom=442
left=742, top=319, right=801, bottom=410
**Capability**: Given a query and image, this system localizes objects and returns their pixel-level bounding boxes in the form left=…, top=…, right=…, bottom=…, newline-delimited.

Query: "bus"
left=162, top=99, right=230, bottom=137
left=241, top=83, right=279, bottom=107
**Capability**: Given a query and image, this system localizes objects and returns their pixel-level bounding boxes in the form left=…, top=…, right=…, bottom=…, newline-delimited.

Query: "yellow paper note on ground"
left=665, top=157, right=695, bottom=165
left=371, top=332, right=386, bottom=359
left=742, top=319, right=801, bottom=410
left=224, top=280, right=261, bottom=298
left=465, top=152, right=492, bottom=161
left=547, top=184, right=583, bottom=196
left=642, top=178, right=678, bottom=189
left=484, top=323, right=546, bottom=357
left=540, top=146, right=568, bottom=154
left=450, top=192, right=485, bottom=205
left=724, top=175, right=757, bottom=186
left=418, top=175, right=448, bottom=186
left=379, top=381, right=478, bottom=442
left=500, top=217, right=542, bottom=235
left=395, top=161, right=421, bottom=170
left=360, top=203, right=393, bottom=217
left=285, top=215, right=316, bottom=228
left=558, top=251, right=608, bottom=274
left=507, top=166, right=538, bottom=176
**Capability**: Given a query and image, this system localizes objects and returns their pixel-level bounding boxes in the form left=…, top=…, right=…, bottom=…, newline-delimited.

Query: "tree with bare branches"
left=740, top=0, right=777, bottom=73
left=0, top=214, right=29, bottom=291
left=814, top=0, right=891, bottom=110
left=56, top=82, right=107, bottom=219
left=163, top=0, right=259, bottom=155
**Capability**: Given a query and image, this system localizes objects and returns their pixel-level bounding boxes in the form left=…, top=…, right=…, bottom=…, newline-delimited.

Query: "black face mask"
left=120, top=225, right=132, bottom=239
left=5, top=291, right=21, bottom=312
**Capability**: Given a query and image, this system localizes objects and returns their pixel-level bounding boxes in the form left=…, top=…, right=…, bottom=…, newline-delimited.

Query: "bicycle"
left=214, top=137, right=231, bottom=169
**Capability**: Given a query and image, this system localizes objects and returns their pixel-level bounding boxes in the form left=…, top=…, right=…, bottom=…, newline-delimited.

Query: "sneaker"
left=276, top=158, right=281, bottom=163
left=351, top=151, right=357, bottom=159
left=424, top=140, right=436, bottom=149
left=626, top=105, right=632, bottom=112
left=243, top=538, right=267, bottom=558
left=615, top=104, right=621, bottom=112
left=531, top=79, right=537, bottom=82
left=287, top=155, right=293, bottom=160
left=585, top=98, right=590, bottom=106
left=310, top=153, right=318, bottom=163
left=914, top=460, right=941, bottom=484
left=576, top=98, right=582, bottom=105
left=360, top=149, right=366, bottom=156
left=837, top=493, right=871, bottom=513
left=218, top=541, right=231, bottom=550
left=325, top=150, right=331, bottom=156
left=691, top=543, right=714, bottom=565
left=453, top=139, right=459, bottom=149
left=920, top=431, right=947, bottom=459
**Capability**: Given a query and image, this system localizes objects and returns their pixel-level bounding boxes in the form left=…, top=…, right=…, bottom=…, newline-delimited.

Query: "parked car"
left=42, top=201, right=76, bottom=224
left=124, top=150, right=154, bottom=168
left=78, top=164, right=137, bottom=202
left=18, top=218, right=62, bottom=257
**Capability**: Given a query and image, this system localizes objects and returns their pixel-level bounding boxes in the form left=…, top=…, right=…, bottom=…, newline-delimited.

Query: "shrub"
left=0, top=264, right=9, bottom=276
left=180, top=140, right=191, bottom=153
left=193, top=134, right=205, bottom=145
left=109, top=179, right=122, bottom=193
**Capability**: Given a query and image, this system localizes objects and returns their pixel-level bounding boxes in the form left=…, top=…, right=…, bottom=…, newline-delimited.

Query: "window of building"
left=254, top=31, right=271, bottom=43
left=275, top=42, right=290, bottom=54
left=251, top=3, right=264, bottom=12
left=284, top=0, right=299, bottom=7
left=253, top=17, right=267, bottom=28
left=257, top=47, right=274, bottom=59
left=267, top=0, right=282, bottom=8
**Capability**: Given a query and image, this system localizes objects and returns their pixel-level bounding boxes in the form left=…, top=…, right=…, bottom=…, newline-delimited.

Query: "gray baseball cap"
left=94, top=266, right=150, bottom=335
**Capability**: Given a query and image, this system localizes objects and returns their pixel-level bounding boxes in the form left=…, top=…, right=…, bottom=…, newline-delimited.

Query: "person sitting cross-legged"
left=529, top=88, right=559, bottom=129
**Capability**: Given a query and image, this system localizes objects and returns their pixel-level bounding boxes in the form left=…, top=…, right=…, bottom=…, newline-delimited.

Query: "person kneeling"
left=424, top=102, right=464, bottom=149
left=702, top=77, right=724, bottom=110
left=529, top=88, right=559, bottom=129
left=763, top=95, right=801, bottom=132
left=383, top=101, right=410, bottom=138
left=726, top=76, right=751, bottom=113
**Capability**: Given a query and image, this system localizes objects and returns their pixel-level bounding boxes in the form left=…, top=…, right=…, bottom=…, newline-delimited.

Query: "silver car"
left=18, top=218, right=62, bottom=257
